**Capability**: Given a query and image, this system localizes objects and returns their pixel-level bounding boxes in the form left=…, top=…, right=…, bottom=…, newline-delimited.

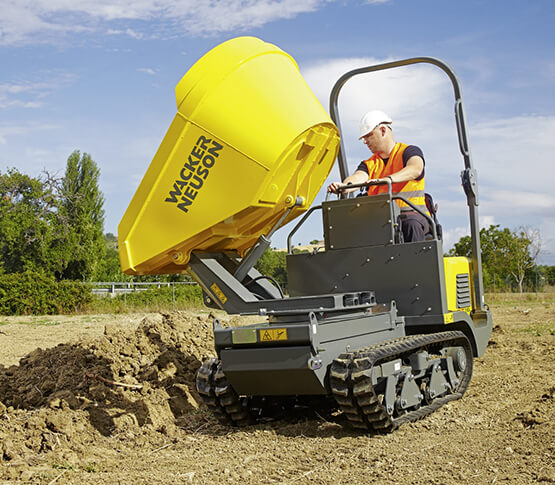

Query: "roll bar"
left=328, top=57, right=485, bottom=312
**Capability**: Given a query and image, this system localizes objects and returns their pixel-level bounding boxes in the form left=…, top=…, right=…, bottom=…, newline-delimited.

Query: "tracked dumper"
left=118, top=37, right=492, bottom=432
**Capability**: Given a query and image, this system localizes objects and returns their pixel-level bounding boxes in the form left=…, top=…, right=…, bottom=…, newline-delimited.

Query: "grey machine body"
left=189, top=57, right=492, bottom=400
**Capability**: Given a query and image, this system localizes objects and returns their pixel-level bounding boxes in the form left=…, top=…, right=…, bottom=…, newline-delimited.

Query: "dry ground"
left=0, top=300, right=553, bottom=484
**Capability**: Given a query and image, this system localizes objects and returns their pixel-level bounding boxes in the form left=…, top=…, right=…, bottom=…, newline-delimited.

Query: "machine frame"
left=192, top=57, right=492, bottom=431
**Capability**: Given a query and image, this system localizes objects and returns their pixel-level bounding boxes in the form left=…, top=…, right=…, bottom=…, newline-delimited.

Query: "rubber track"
left=196, top=358, right=251, bottom=426
left=329, top=331, right=473, bottom=433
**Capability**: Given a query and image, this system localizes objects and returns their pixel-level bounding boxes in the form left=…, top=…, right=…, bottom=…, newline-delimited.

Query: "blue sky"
left=1, top=0, right=554, bottom=263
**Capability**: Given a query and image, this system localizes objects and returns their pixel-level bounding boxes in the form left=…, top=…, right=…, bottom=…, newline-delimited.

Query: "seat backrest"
left=424, top=193, right=442, bottom=239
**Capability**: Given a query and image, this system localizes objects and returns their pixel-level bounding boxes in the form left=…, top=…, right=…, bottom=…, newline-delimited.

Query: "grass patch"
left=486, top=292, right=555, bottom=306
left=85, top=284, right=204, bottom=314
left=518, top=321, right=555, bottom=337
left=52, top=462, right=76, bottom=471
left=83, top=462, right=98, bottom=473
left=27, top=318, right=62, bottom=326
left=17, top=318, right=61, bottom=326
left=0, top=318, right=62, bottom=326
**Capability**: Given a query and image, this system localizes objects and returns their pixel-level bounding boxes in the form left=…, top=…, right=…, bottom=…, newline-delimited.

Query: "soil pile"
left=0, top=312, right=218, bottom=473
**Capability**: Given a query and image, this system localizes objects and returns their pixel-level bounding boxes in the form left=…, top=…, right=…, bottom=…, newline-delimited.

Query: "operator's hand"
left=327, top=182, right=343, bottom=194
left=327, top=182, right=358, bottom=194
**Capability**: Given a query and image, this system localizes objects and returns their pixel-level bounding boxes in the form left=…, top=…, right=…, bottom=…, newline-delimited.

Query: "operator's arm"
left=327, top=170, right=369, bottom=194
left=385, top=156, right=424, bottom=183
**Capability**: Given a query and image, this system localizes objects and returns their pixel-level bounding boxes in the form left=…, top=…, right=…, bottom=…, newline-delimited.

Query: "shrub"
left=0, top=270, right=91, bottom=315
left=87, top=283, right=203, bottom=313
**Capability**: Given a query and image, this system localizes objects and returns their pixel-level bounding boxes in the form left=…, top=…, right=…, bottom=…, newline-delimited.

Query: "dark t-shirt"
left=356, top=145, right=425, bottom=180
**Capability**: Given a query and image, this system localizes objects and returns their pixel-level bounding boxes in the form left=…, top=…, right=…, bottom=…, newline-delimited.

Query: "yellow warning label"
left=259, top=328, right=288, bottom=342
left=210, top=283, right=227, bottom=304
left=444, top=312, right=454, bottom=324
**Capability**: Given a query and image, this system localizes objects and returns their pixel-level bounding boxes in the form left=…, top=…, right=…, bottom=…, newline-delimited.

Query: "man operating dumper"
left=327, top=110, right=430, bottom=242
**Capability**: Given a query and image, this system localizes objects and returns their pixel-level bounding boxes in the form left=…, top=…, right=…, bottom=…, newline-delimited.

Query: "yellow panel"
left=443, top=256, right=473, bottom=313
left=118, top=37, right=340, bottom=274
left=259, top=328, right=288, bottom=342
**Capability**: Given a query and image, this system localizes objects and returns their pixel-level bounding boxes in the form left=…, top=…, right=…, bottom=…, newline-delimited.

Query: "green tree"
left=540, top=265, right=555, bottom=286
left=507, top=227, right=541, bottom=293
left=255, top=248, right=288, bottom=292
left=94, top=233, right=130, bottom=282
left=59, top=151, right=105, bottom=280
left=449, top=225, right=542, bottom=293
left=0, top=169, right=67, bottom=276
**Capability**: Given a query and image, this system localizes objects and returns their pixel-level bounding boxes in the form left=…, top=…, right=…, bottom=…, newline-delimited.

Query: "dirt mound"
left=515, top=386, right=555, bottom=427
left=0, top=312, right=217, bottom=466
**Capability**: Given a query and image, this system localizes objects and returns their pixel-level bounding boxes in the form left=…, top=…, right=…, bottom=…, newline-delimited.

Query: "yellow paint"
left=444, top=312, right=454, bottom=324
left=210, top=283, right=227, bottom=304
left=118, top=37, right=340, bottom=274
left=259, top=328, right=288, bottom=342
left=443, top=256, right=474, bottom=313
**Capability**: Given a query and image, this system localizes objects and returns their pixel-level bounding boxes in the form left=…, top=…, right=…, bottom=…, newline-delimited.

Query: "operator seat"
left=424, top=193, right=442, bottom=240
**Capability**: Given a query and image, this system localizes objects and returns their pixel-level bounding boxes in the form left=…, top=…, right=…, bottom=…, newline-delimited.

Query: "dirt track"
left=0, top=302, right=553, bottom=484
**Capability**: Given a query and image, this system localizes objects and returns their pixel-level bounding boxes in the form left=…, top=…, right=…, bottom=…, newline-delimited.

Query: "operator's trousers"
left=400, top=211, right=430, bottom=242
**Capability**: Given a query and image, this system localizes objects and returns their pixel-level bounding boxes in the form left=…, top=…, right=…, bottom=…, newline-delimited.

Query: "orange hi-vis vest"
left=363, top=142, right=429, bottom=215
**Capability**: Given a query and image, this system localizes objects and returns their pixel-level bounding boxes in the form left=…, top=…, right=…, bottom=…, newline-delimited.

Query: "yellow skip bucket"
left=118, top=36, right=340, bottom=274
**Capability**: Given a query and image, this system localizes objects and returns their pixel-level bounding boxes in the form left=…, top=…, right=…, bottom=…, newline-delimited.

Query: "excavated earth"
left=0, top=302, right=553, bottom=484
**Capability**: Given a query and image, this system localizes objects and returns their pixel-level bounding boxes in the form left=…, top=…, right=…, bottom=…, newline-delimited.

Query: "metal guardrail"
left=89, top=281, right=197, bottom=297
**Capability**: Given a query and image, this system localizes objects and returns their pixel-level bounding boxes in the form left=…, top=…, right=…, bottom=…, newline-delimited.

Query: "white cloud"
left=301, top=55, right=469, bottom=210
left=107, top=28, right=144, bottom=39
left=481, top=189, right=555, bottom=217
left=469, top=115, right=555, bottom=260
left=432, top=216, right=497, bottom=252
left=137, top=67, right=157, bottom=75
left=0, top=73, right=78, bottom=111
left=479, top=215, right=496, bottom=228
left=0, top=122, right=59, bottom=176
left=471, top=115, right=555, bottom=193
left=301, top=56, right=453, bottom=173
left=442, top=226, right=469, bottom=251
left=0, top=124, right=27, bottom=145
left=0, top=0, right=332, bottom=46
left=0, top=82, right=45, bottom=109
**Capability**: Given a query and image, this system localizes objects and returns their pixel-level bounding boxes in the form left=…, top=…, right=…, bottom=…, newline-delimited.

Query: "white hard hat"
left=359, top=110, right=393, bottom=139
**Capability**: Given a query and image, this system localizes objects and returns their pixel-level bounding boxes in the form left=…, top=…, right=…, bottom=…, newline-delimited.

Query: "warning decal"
left=259, top=328, right=288, bottom=342
left=210, top=283, right=227, bottom=304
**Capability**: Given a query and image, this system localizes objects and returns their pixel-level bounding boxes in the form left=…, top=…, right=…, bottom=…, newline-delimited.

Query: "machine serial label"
left=232, top=328, right=257, bottom=344
left=259, top=328, right=288, bottom=342
left=210, top=283, right=227, bottom=304
left=165, top=135, right=223, bottom=213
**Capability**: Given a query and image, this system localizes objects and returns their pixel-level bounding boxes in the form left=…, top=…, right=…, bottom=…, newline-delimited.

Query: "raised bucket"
left=118, top=36, right=340, bottom=274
